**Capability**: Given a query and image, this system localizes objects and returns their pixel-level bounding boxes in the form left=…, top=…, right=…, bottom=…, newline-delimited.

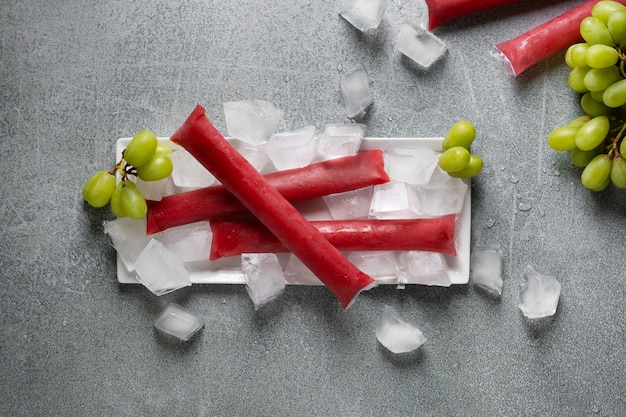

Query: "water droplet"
left=388, top=115, right=393, bottom=121
left=486, top=218, right=496, bottom=228
left=337, top=63, right=343, bottom=71
left=517, top=197, right=532, bottom=211
left=499, top=165, right=506, bottom=171
left=553, top=169, right=561, bottom=176
left=220, top=298, right=226, bottom=304
left=592, top=406, right=601, bottom=414
left=510, top=175, right=519, bottom=184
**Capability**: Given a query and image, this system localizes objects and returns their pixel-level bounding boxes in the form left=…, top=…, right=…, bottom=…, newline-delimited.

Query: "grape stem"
left=107, top=150, right=136, bottom=183
left=608, top=121, right=626, bottom=159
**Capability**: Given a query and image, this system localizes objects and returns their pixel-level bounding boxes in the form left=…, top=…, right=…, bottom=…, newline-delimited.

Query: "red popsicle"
left=425, top=0, right=522, bottom=30
left=493, top=0, right=626, bottom=76
left=170, top=105, right=376, bottom=309
left=209, top=215, right=457, bottom=261
left=146, top=150, right=389, bottom=235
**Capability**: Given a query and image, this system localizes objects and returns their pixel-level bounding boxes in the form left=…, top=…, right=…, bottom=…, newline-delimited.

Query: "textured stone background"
left=1, top=0, right=625, bottom=416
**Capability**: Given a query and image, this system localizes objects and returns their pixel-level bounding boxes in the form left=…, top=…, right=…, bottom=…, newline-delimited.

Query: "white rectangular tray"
left=115, top=137, right=471, bottom=285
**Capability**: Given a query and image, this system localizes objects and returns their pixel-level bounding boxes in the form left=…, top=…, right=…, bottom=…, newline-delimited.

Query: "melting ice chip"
left=339, top=0, right=388, bottom=31
left=471, top=245, right=503, bottom=295
left=241, top=253, right=286, bottom=310
left=133, top=239, right=191, bottom=295
left=265, top=126, right=317, bottom=170
left=397, top=251, right=451, bottom=286
left=223, top=100, right=283, bottom=144
left=395, top=22, right=447, bottom=68
left=369, top=182, right=421, bottom=219
left=153, top=304, right=204, bottom=341
left=155, top=221, right=212, bottom=263
left=340, top=65, right=374, bottom=119
left=323, top=186, right=374, bottom=220
left=316, top=123, right=365, bottom=161
left=518, top=265, right=561, bottom=319
left=103, top=217, right=151, bottom=271
left=169, top=148, right=216, bottom=188
left=376, top=305, right=427, bottom=354
left=385, top=147, right=439, bottom=185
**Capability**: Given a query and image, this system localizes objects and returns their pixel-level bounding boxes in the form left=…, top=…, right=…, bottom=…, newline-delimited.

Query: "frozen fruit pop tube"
left=425, top=0, right=523, bottom=30
left=493, top=0, right=626, bottom=76
left=146, top=150, right=390, bottom=235
left=170, top=105, right=376, bottom=309
left=209, top=215, right=457, bottom=261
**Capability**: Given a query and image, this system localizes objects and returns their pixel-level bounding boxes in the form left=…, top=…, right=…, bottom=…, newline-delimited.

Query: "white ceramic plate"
left=115, top=137, right=471, bottom=285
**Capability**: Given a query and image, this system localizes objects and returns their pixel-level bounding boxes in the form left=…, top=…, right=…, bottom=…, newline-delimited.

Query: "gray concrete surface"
left=1, top=0, right=625, bottom=416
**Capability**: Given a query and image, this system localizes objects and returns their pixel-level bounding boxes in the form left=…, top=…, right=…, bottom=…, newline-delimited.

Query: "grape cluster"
left=550, top=1, right=626, bottom=191
left=438, top=120, right=483, bottom=178
left=82, top=130, right=173, bottom=219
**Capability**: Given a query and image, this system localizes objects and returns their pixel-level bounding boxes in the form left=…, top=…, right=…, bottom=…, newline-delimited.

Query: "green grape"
left=448, top=154, right=483, bottom=178
left=620, top=135, right=626, bottom=155
left=109, top=181, right=126, bottom=218
left=590, top=174, right=611, bottom=191
left=82, top=170, right=116, bottom=208
left=442, top=120, right=476, bottom=150
left=592, top=1, right=626, bottom=25
left=581, top=92, right=614, bottom=117
left=136, top=154, right=174, bottom=181
left=438, top=146, right=470, bottom=173
left=580, top=16, right=614, bottom=46
left=570, top=146, right=601, bottom=167
left=565, top=43, right=590, bottom=68
left=548, top=126, right=579, bottom=151
left=602, top=79, right=626, bottom=107
left=610, top=155, right=626, bottom=188
left=584, top=44, right=619, bottom=69
left=154, top=142, right=173, bottom=156
left=608, top=10, right=626, bottom=46
left=575, top=115, right=610, bottom=150
left=590, top=89, right=606, bottom=102
left=584, top=66, right=620, bottom=92
left=567, top=115, right=592, bottom=129
left=124, top=130, right=158, bottom=168
left=581, top=154, right=612, bottom=190
left=568, top=66, right=591, bottom=93
left=120, top=182, right=147, bottom=220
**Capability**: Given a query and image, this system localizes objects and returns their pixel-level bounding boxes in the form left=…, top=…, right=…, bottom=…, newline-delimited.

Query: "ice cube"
left=323, top=186, right=374, bottom=220
left=103, top=217, right=151, bottom=271
left=223, top=100, right=283, bottom=144
left=471, top=245, right=503, bottom=295
left=369, top=182, right=421, bottom=219
left=376, top=305, right=427, bottom=354
left=153, top=303, right=204, bottom=341
left=395, top=22, right=447, bottom=68
left=347, top=251, right=398, bottom=280
left=133, top=239, right=191, bottom=295
left=135, top=177, right=170, bottom=201
left=169, top=148, right=216, bottom=189
left=397, top=251, right=451, bottom=286
left=414, top=174, right=468, bottom=216
left=385, top=147, right=439, bottom=185
left=340, top=65, right=374, bottom=119
left=518, top=265, right=561, bottom=319
left=340, top=0, right=388, bottom=31
left=283, top=255, right=323, bottom=285
left=241, top=253, right=286, bottom=309
left=315, top=123, right=365, bottom=161
left=231, top=138, right=271, bottom=173
left=265, top=126, right=317, bottom=170
left=155, top=221, right=212, bottom=263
